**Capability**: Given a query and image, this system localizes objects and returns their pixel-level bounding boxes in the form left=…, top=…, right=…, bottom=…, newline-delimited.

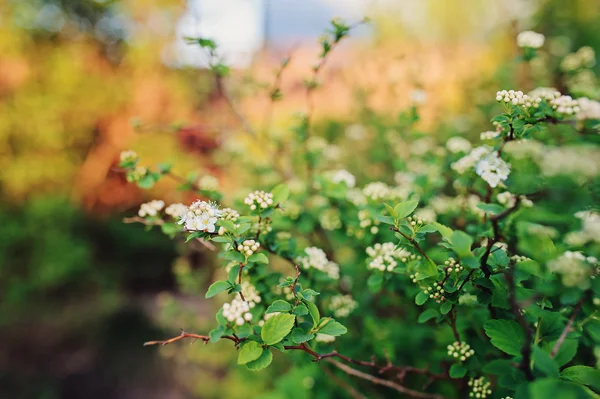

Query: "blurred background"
left=1, top=0, right=599, bottom=398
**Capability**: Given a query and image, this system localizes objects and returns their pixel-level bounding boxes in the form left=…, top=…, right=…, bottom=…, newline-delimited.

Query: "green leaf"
left=394, top=200, right=419, bottom=219
left=248, top=253, right=269, bottom=264
left=318, top=320, right=347, bottom=337
left=367, top=273, right=384, bottom=293
left=549, top=339, right=578, bottom=367
left=238, top=341, right=264, bottom=365
left=291, top=328, right=315, bottom=343
left=266, top=300, right=292, bottom=314
left=228, top=265, right=240, bottom=284
left=440, top=301, right=452, bottom=315
left=235, top=323, right=253, bottom=339
left=209, top=326, right=225, bottom=343
left=246, top=349, right=273, bottom=371
left=236, top=223, right=251, bottom=235
left=137, top=174, right=155, bottom=189
left=417, top=309, right=439, bottom=323
left=561, top=366, right=600, bottom=391
left=261, top=313, right=296, bottom=345
left=160, top=222, right=181, bottom=237
left=384, top=203, right=397, bottom=219
left=306, top=301, right=320, bottom=328
left=432, top=222, right=453, bottom=241
left=415, top=291, right=429, bottom=305
left=477, top=203, right=505, bottom=215
left=532, top=346, right=559, bottom=377
left=528, top=378, right=594, bottom=399
left=272, top=184, right=289, bottom=204
left=449, top=364, right=467, bottom=378
left=418, top=224, right=437, bottom=234
left=293, top=304, right=309, bottom=316
left=205, top=280, right=231, bottom=298
left=377, top=215, right=395, bottom=225
left=216, top=219, right=236, bottom=232
left=483, top=359, right=514, bottom=375
left=484, top=319, right=526, bottom=356
left=211, top=236, right=231, bottom=243
left=449, top=230, right=473, bottom=258
left=224, top=251, right=245, bottom=263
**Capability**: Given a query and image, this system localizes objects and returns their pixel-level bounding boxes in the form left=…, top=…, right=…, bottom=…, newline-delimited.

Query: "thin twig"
left=326, top=359, right=448, bottom=399
left=551, top=298, right=585, bottom=358
left=505, top=266, right=534, bottom=380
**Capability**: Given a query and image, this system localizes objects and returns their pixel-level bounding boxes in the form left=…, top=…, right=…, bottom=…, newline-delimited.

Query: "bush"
left=119, top=18, right=600, bottom=399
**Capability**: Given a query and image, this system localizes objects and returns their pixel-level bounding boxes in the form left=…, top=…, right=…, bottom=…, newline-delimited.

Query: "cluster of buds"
left=402, top=253, right=423, bottom=263
left=244, top=190, right=274, bottom=210
left=423, top=282, right=445, bottom=303
left=126, top=166, right=147, bottom=182
left=165, top=203, right=187, bottom=219
left=468, top=377, right=492, bottom=398
left=237, top=240, right=260, bottom=257
left=366, top=243, right=410, bottom=272
left=447, top=341, right=475, bottom=362
left=119, top=150, right=138, bottom=165
left=258, top=311, right=279, bottom=327
left=297, top=247, right=340, bottom=280
left=358, top=209, right=380, bottom=234
left=444, top=258, right=464, bottom=274
left=198, top=175, right=219, bottom=191
left=496, top=90, right=533, bottom=107
left=409, top=272, right=420, bottom=283
left=511, top=254, right=530, bottom=263
left=329, top=294, right=358, bottom=318
left=550, top=95, right=580, bottom=116
left=222, top=298, right=253, bottom=326
left=218, top=208, right=240, bottom=235
left=516, top=30, right=544, bottom=49
left=138, top=200, right=165, bottom=217
left=315, top=333, right=336, bottom=343
left=407, top=215, right=424, bottom=227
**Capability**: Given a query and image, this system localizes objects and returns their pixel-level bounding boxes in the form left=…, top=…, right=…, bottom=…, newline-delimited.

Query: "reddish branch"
left=145, top=332, right=448, bottom=397
left=389, top=227, right=433, bottom=264
left=505, top=266, right=534, bottom=380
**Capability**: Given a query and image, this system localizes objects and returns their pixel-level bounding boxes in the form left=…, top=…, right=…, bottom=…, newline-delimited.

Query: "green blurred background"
left=1, top=0, right=599, bottom=398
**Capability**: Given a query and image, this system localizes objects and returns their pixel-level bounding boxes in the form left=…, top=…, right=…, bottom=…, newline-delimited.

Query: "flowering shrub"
left=119, top=19, right=600, bottom=399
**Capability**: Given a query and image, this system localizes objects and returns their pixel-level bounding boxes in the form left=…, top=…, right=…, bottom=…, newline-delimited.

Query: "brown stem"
left=551, top=298, right=585, bottom=358
left=390, top=227, right=433, bottom=264
left=505, top=267, right=534, bottom=380
left=326, top=359, right=448, bottom=399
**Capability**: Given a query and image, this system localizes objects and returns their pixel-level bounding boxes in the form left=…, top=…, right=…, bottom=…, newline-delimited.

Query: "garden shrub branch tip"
left=118, top=20, right=600, bottom=399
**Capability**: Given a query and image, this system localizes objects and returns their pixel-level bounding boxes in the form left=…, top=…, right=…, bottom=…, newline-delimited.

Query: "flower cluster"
left=198, top=175, right=219, bottom=191
left=126, top=166, right=147, bottom=182
left=165, top=203, right=187, bottom=219
left=496, top=90, right=533, bottom=107
left=326, top=169, right=356, bottom=187
left=447, top=341, right=475, bottom=362
left=329, top=294, right=358, bottom=318
left=444, top=258, right=464, bottom=274
left=407, top=215, right=425, bottom=227
left=550, top=95, right=580, bottom=116
left=315, top=333, right=336, bottom=343
left=297, top=247, right=340, bottom=279
left=475, top=151, right=511, bottom=188
left=119, top=150, right=138, bottom=165
left=319, top=208, right=342, bottom=230
left=362, top=182, right=402, bottom=201
left=547, top=251, right=598, bottom=289
left=576, top=97, right=600, bottom=121
left=480, top=131, right=499, bottom=140
left=497, top=192, right=533, bottom=208
left=528, top=87, right=561, bottom=102
left=511, top=254, right=530, bottom=263
left=222, top=282, right=261, bottom=326
left=452, top=145, right=492, bottom=174
left=423, top=282, right=445, bottom=303
left=366, top=242, right=409, bottom=272
left=446, top=136, right=472, bottom=153
left=561, top=46, right=596, bottom=71
left=138, top=200, right=164, bottom=217
left=237, top=239, right=260, bottom=257
left=179, top=200, right=222, bottom=232
left=468, top=377, right=492, bottom=398
left=244, top=190, right=274, bottom=210
left=516, top=30, right=544, bottom=49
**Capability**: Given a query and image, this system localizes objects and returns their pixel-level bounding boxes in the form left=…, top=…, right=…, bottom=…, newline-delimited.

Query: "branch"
left=390, top=227, right=433, bottom=264
left=143, top=329, right=240, bottom=347
left=326, top=359, right=448, bottom=399
left=215, top=75, right=257, bottom=137
left=551, top=298, right=585, bottom=358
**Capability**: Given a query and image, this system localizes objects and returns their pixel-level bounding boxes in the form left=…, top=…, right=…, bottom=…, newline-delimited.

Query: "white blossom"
left=475, top=151, right=511, bottom=188
left=561, top=46, right=596, bottom=71
left=366, top=243, right=411, bottom=272
left=480, top=131, right=500, bottom=140
left=410, top=89, right=427, bottom=105
left=179, top=200, right=222, bottom=232
left=119, top=150, right=138, bottom=164
left=550, top=95, right=580, bottom=116
left=138, top=200, right=165, bottom=217
left=517, top=30, right=545, bottom=49
left=297, top=247, right=340, bottom=279
left=329, top=294, right=358, bottom=318
left=576, top=97, right=600, bottom=121
left=315, top=333, right=336, bottom=343
left=547, top=251, right=598, bottom=289
left=326, top=169, right=356, bottom=188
